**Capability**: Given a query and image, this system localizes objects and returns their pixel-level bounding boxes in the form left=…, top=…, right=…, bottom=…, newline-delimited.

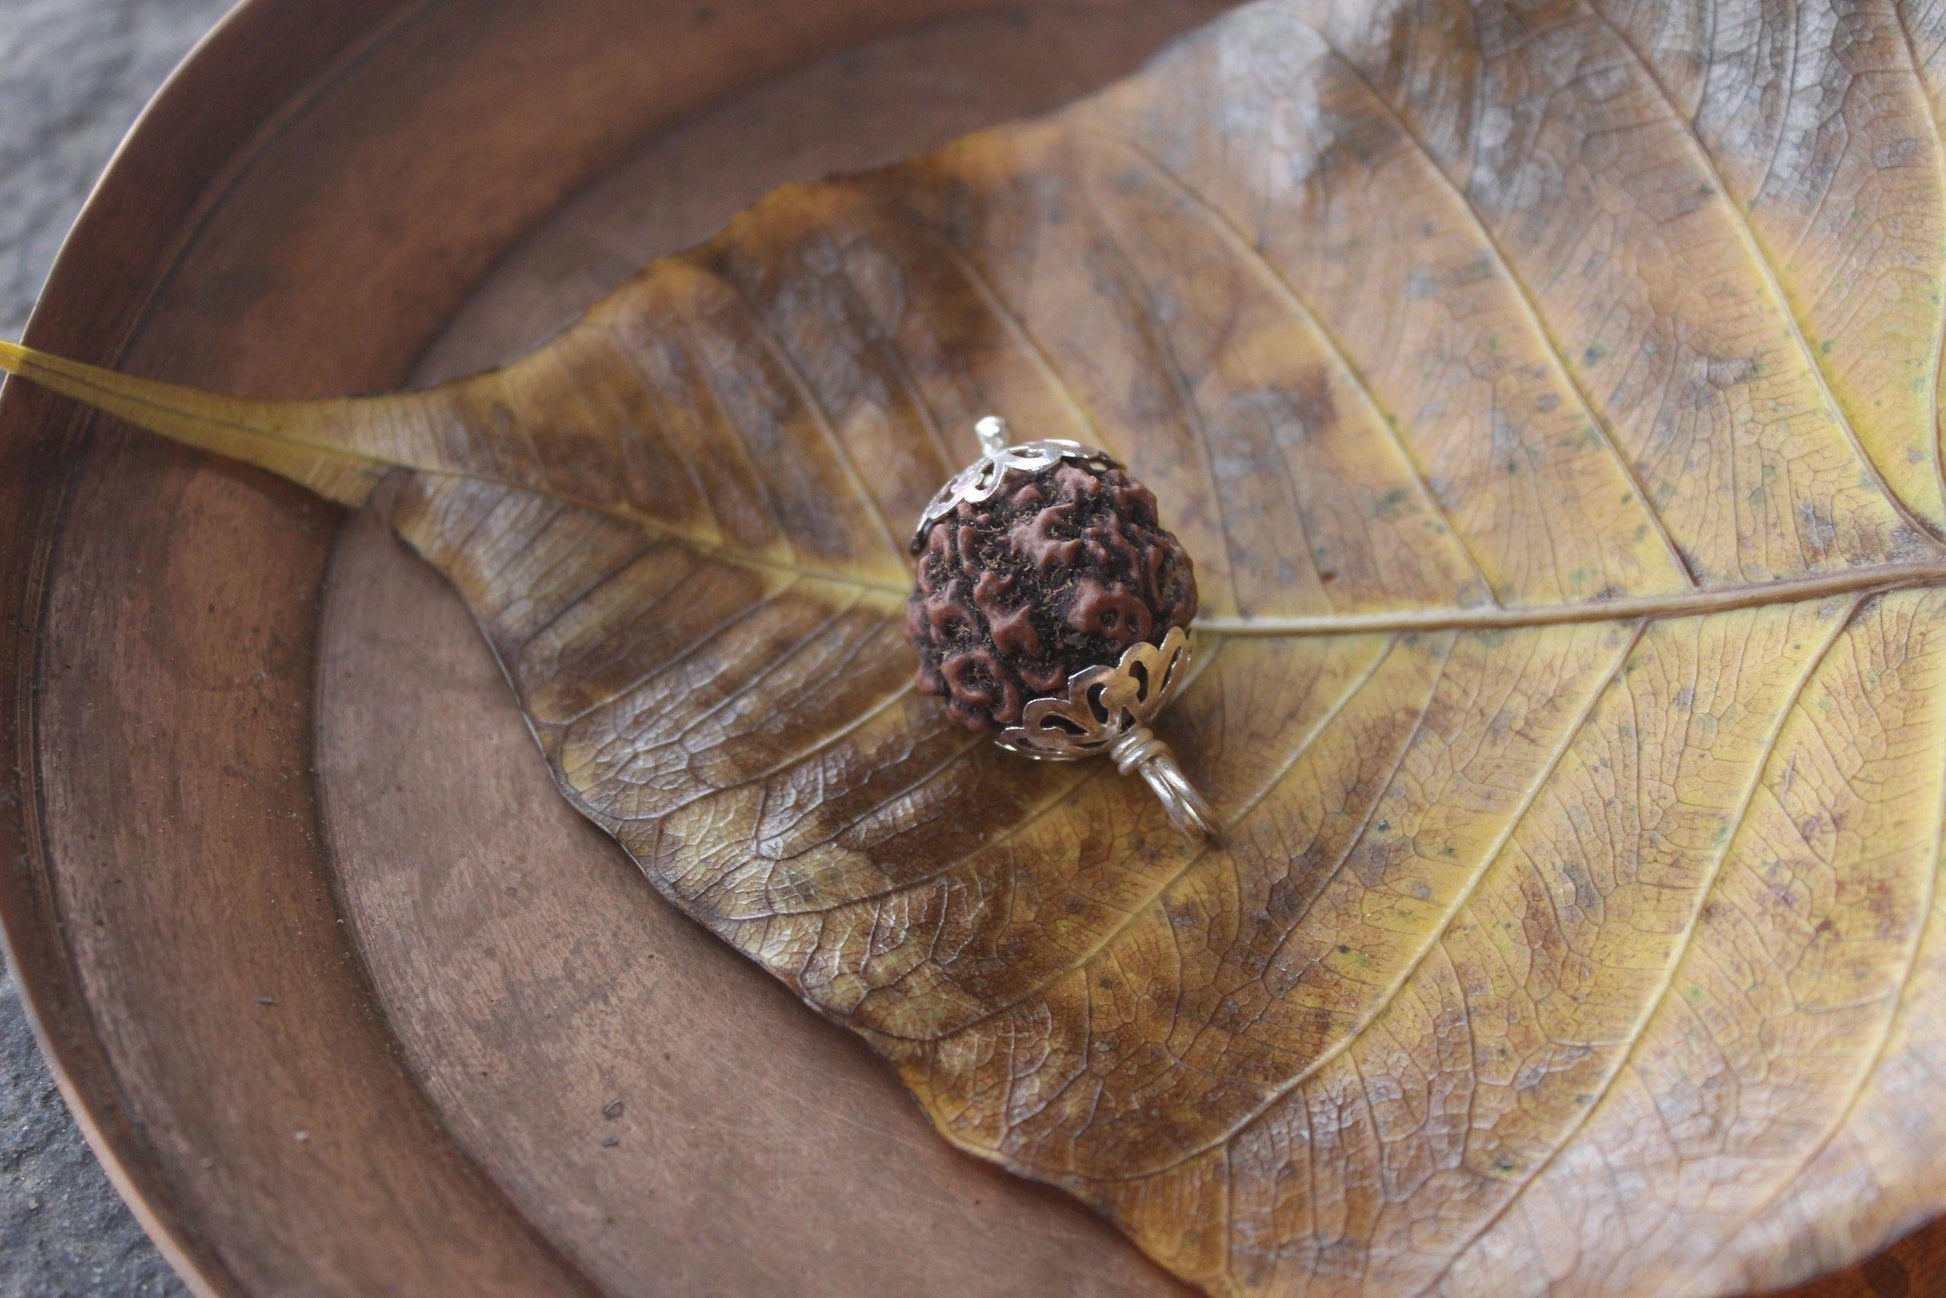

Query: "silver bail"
left=974, top=414, right=1011, bottom=455
left=1106, top=725, right=1216, bottom=841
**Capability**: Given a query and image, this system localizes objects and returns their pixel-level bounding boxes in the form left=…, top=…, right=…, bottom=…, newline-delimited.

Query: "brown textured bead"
left=905, top=459, right=1198, bottom=730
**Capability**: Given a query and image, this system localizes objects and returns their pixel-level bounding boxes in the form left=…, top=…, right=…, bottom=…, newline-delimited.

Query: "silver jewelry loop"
left=1133, top=743, right=1217, bottom=842
left=995, top=625, right=1218, bottom=843
left=974, top=414, right=1012, bottom=456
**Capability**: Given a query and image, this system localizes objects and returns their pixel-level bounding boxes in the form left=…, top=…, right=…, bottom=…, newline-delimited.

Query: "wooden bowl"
left=0, top=2, right=1938, bottom=1294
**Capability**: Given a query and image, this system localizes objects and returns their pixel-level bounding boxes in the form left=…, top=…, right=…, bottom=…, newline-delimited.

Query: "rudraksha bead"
left=905, top=458, right=1198, bottom=730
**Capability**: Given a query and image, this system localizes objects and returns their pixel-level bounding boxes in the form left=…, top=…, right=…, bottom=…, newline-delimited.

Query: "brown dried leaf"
left=8, top=0, right=1946, bottom=1292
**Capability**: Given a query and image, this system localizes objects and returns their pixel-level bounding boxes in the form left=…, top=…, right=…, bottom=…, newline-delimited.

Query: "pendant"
left=904, top=416, right=1216, bottom=841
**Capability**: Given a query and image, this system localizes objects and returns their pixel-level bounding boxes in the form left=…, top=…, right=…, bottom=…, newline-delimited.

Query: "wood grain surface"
left=1, top=1, right=1943, bottom=1295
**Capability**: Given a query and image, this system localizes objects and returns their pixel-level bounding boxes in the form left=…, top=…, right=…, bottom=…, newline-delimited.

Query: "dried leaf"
left=8, top=0, right=1946, bottom=1292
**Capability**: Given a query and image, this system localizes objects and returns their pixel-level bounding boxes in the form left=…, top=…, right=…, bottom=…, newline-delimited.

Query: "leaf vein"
left=1892, top=0, right=1946, bottom=525
left=1092, top=127, right=1504, bottom=611
left=1319, top=31, right=1700, bottom=588
left=919, top=228, right=1108, bottom=451
left=1586, top=0, right=1946, bottom=545
left=1409, top=596, right=1858, bottom=1295
left=1088, top=618, right=1647, bottom=1184
left=715, top=277, right=907, bottom=561
left=1687, top=595, right=1946, bottom=1277
left=741, top=641, right=1229, bottom=923
left=882, top=633, right=1397, bottom=1045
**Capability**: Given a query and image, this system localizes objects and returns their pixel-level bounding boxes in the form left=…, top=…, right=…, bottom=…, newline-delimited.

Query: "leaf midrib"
left=1198, top=561, right=1946, bottom=635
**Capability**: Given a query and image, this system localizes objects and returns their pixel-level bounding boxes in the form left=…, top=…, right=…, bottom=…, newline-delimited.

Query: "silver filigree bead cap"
left=908, top=416, right=1120, bottom=554
left=996, top=625, right=1216, bottom=841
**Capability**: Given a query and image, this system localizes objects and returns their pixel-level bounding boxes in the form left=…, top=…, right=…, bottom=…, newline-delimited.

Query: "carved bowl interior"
left=2, top=2, right=1940, bottom=1295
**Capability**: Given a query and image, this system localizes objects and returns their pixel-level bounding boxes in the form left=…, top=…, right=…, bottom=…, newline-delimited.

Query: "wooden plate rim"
left=0, top=3, right=450, bottom=1293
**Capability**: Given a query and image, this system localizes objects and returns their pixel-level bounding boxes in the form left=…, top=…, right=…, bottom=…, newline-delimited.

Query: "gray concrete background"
left=1, top=2, right=232, bottom=1293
